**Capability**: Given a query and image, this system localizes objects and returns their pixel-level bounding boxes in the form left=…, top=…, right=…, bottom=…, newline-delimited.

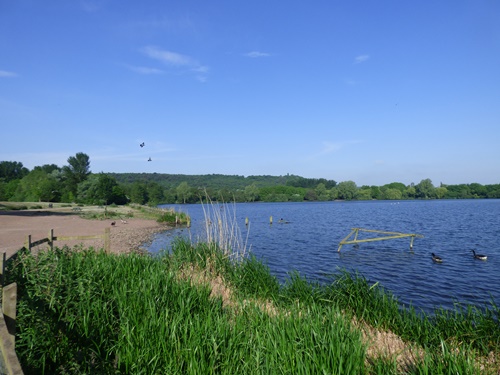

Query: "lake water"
left=149, top=200, right=500, bottom=314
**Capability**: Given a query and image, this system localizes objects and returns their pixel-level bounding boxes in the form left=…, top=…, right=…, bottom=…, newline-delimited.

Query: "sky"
left=1, top=1, right=499, bottom=186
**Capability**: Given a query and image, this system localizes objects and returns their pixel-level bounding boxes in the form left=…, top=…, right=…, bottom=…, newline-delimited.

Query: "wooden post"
left=104, top=227, right=111, bottom=253
left=354, top=228, right=359, bottom=241
left=2, top=283, right=17, bottom=348
left=0, top=252, right=5, bottom=287
left=48, top=229, right=54, bottom=250
left=270, top=216, right=273, bottom=225
left=25, top=234, right=32, bottom=251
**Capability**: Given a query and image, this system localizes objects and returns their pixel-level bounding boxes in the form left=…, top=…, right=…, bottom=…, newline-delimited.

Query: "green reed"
left=8, top=240, right=498, bottom=374
left=10, top=243, right=366, bottom=374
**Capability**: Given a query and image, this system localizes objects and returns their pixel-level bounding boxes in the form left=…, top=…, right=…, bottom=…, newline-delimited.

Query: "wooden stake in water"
left=270, top=216, right=273, bottom=225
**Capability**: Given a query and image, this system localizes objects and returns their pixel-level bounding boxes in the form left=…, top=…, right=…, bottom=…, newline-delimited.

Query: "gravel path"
left=0, top=209, right=172, bottom=258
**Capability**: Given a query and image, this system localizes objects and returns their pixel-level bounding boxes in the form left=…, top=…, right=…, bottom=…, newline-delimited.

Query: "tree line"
left=1, top=154, right=500, bottom=206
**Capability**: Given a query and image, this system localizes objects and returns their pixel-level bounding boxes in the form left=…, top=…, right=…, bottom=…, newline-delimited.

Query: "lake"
left=150, top=200, right=500, bottom=314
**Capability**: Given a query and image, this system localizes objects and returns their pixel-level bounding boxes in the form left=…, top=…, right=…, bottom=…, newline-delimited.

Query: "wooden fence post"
left=104, top=227, right=110, bottom=253
left=2, top=283, right=17, bottom=348
left=0, top=252, right=5, bottom=287
left=48, top=229, right=54, bottom=250
left=25, top=234, right=32, bottom=252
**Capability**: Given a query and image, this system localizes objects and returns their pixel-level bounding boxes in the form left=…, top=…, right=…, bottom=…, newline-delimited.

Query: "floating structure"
left=338, top=228, right=424, bottom=252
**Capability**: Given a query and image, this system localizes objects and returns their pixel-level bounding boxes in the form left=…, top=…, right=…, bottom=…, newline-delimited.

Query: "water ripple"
left=151, top=200, right=500, bottom=314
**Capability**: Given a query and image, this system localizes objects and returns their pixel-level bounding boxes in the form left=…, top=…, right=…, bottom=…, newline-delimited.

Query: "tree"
left=404, top=186, right=416, bottom=199
left=435, top=186, right=447, bottom=199
left=315, top=183, right=329, bottom=200
left=176, top=182, right=192, bottom=204
left=384, top=188, right=402, bottom=200
left=63, top=152, right=91, bottom=196
left=0, top=180, right=21, bottom=201
left=129, top=182, right=148, bottom=204
left=244, top=183, right=259, bottom=202
left=76, top=173, right=127, bottom=205
left=357, top=188, right=372, bottom=200
left=0, top=161, right=29, bottom=182
left=96, top=174, right=120, bottom=205
left=382, top=182, right=406, bottom=192
left=415, top=179, right=436, bottom=199
left=304, top=189, right=318, bottom=201
left=370, top=186, right=382, bottom=200
left=11, top=169, right=58, bottom=202
left=147, top=182, right=164, bottom=205
left=337, top=181, right=358, bottom=200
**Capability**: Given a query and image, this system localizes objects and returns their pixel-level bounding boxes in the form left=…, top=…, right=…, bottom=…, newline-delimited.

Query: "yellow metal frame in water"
left=338, top=228, right=424, bottom=252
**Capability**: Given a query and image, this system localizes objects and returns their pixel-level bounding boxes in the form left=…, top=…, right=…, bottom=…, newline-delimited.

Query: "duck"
left=431, top=253, right=443, bottom=263
left=471, top=250, right=487, bottom=261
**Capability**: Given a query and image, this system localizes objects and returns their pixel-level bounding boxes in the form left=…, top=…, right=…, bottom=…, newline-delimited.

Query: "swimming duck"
left=431, top=253, right=443, bottom=263
left=472, top=250, right=487, bottom=261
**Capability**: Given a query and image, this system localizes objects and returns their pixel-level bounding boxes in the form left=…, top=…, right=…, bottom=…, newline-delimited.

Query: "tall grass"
left=10, top=244, right=367, bottom=374
left=198, top=195, right=249, bottom=262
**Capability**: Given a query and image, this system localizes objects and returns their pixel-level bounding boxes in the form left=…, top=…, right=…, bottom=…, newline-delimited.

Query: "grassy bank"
left=6, top=239, right=499, bottom=374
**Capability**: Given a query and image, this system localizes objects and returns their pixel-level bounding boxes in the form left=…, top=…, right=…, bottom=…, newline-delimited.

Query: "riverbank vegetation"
left=2, top=156, right=500, bottom=206
left=7, top=241, right=499, bottom=374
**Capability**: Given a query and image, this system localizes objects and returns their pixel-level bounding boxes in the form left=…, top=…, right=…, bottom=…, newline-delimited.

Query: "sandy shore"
left=0, top=209, right=172, bottom=259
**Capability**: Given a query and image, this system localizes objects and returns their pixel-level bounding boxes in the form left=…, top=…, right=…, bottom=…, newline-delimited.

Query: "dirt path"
left=0, top=209, right=172, bottom=258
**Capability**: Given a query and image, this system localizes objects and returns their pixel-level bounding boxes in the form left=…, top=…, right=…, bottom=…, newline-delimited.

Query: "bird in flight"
left=148, top=157, right=152, bottom=162
left=140, top=142, right=145, bottom=148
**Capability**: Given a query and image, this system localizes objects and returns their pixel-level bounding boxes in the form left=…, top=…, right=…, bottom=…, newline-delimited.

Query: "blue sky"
left=1, top=1, right=499, bottom=186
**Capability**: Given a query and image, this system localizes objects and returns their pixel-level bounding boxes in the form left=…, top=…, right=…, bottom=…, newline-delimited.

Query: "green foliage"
left=415, top=178, right=436, bottom=199
left=76, top=173, right=127, bottom=205
left=128, top=181, right=148, bottom=204
left=10, top=169, right=59, bottom=202
left=62, top=152, right=91, bottom=196
left=259, top=185, right=306, bottom=202
left=286, top=175, right=337, bottom=189
left=337, top=180, right=358, bottom=200
left=3, top=154, right=500, bottom=205
left=244, top=183, right=259, bottom=202
left=11, top=245, right=366, bottom=374
left=156, top=209, right=189, bottom=225
left=176, top=181, right=192, bottom=203
left=0, top=160, right=29, bottom=182
left=0, top=179, right=20, bottom=201
left=9, top=243, right=495, bottom=374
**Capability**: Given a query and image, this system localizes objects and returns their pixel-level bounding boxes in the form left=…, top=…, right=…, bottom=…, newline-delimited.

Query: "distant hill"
left=110, top=173, right=290, bottom=190
left=109, top=173, right=337, bottom=190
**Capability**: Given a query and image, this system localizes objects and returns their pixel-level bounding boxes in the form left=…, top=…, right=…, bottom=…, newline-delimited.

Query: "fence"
left=0, top=228, right=111, bottom=375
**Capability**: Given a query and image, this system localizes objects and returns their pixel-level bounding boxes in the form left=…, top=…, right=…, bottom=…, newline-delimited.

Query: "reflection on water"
left=149, top=200, right=500, bottom=314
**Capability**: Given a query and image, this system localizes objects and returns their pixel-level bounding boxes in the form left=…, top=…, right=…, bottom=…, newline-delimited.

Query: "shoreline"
left=0, top=208, right=175, bottom=257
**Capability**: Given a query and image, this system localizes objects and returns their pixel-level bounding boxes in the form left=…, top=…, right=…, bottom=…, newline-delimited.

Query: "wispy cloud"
left=244, top=51, right=271, bottom=58
left=0, top=70, right=17, bottom=78
left=80, top=0, right=103, bottom=12
left=141, top=46, right=208, bottom=81
left=142, top=46, right=194, bottom=66
left=127, top=65, right=164, bottom=75
left=354, top=55, right=370, bottom=64
left=319, top=141, right=343, bottom=155
left=309, top=140, right=363, bottom=159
